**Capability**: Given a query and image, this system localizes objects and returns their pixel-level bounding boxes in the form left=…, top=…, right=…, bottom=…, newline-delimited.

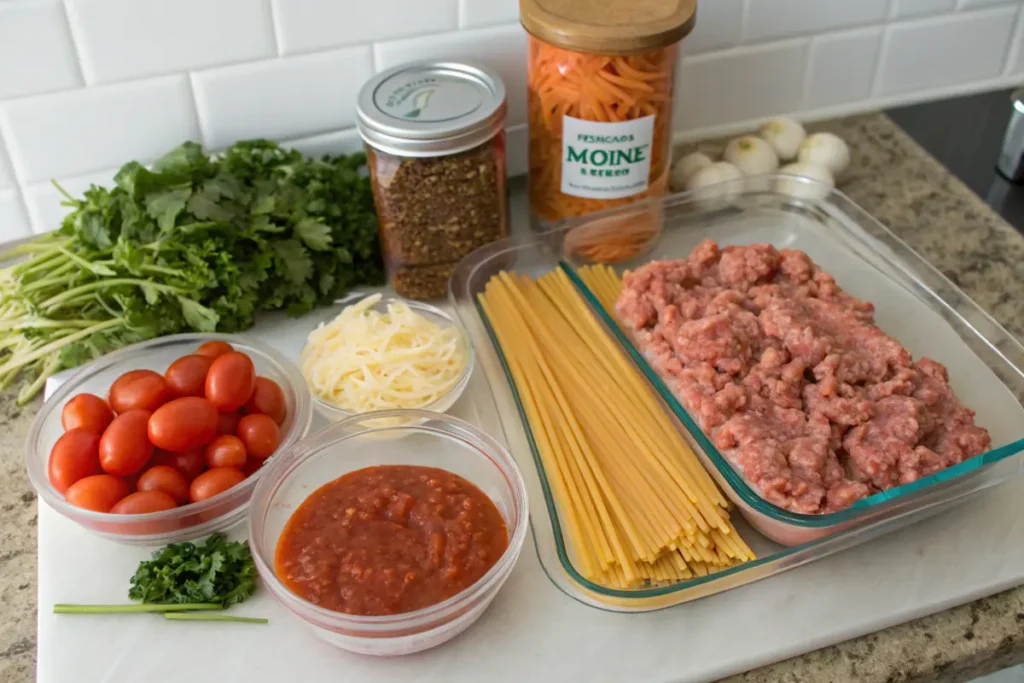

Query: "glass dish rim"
left=455, top=178, right=1024, bottom=598
left=246, top=407, right=530, bottom=627
left=25, top=332, right=314, bottom=529
left=300, top=292, right=476, bottom=420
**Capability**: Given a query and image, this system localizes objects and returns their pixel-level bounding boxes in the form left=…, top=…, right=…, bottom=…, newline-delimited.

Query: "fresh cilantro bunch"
left=0, top=140, right=384, bottom=403
left=128, top=533, right=258, bottom=607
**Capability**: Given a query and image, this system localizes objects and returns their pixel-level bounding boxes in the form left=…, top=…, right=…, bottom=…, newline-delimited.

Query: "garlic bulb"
left=797, top=133, right=850, bottom=178
left=776, top=162, right=834, bottom=200
left=723, top=136, right=779, bottom=176
left=670, top=152, right=713, bottom=191
left=686, top=161, right=744, bottom=199
left=758, top=118, right=806, bottom=161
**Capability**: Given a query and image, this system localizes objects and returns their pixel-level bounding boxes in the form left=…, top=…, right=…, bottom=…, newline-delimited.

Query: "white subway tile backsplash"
left=685, top=0, right=744, bottom=55
left=804, top=29, right=882, bottom=109
left=0, top=75, right=200, bottom=185
left=273, top=0, right=458, bottom=55
left=0, top=0, right=81, bottom=99
left=959, top=0, right=1020, bottom=7
left=0, top=190, right=31, bottom=241
left=375, top=25, right=528, bottom=126
left=677, top=40, right=809, bottom=130
left=23, top=166, right=118, bottom=235
left=64, top=0, right=274, bottom=83
left=745, top=0, right=889, bottom=42
left=460, top=0, right=518, bottom=28
left=506, top=124, right=527, bottom=177
left=877, top=7, right=1016, bottom=95
left=283, top=128, right=364, bottom=158
left=192, top=47, right=372, bottom=150
left=891, top=0, right=957, bottom=18
left=0, top=136, right=14, bottom=191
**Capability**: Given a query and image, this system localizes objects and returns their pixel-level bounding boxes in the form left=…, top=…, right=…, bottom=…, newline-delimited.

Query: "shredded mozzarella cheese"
left=300, top=294, right=468, bottom=413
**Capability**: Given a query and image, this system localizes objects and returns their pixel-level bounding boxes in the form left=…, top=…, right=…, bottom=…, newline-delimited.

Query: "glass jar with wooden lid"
left=522, top=0, right=696, bottom=250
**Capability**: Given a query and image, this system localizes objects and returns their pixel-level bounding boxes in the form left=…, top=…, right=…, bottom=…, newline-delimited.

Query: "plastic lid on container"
left=520, top=0, right=696, bottom=55
left=356, top=61, right=507, bottom=158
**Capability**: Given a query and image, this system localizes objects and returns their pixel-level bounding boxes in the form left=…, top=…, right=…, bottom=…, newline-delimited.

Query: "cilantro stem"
left=163, top=613, right=268, bottom=624
left=54, top=603, right=224, bottom=614
left=0, top=318, right=121, bottom=376
left=40, top=278, right=183, bottom=312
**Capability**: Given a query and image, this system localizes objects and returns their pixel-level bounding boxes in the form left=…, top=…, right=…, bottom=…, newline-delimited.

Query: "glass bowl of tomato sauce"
left=25, top=333, right=313, bottom=546
left=247, top=409, right=529, bottom=656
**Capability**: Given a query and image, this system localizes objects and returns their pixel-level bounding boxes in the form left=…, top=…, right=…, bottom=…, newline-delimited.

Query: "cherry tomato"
left=48, top=428, right=101, bottom=494
left=189, top=467, right=245, bottom=503
left=216, top=411, right=242, bottom=435
left=136, top=465, right=190, bottom=504
left=205, top=352, right=255, bottom=412
left=99, top=409, right=153, bottom=477
left=110, top=490, right=178, bottom=514
left=108, top=370, right=169, bottom=414
left=244, top=377, right=287, bottom=425
left=237, top=414, right=281, bottom=460
left=205, top=435, right=247, bottom=469
left=61, top=394, right=114, bottom=434
left=148, top=397, right=218, bottom=452
left=164, top=355, right=215, bottom=398
left=195, top=340, right=234, bottom=359
left=151, top=448, right=205, bottom=482
left=65, top=474, right=129, bottom=512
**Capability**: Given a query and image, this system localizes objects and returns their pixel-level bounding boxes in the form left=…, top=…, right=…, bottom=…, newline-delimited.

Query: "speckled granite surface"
left=1, top=112, right=1023, bottom=683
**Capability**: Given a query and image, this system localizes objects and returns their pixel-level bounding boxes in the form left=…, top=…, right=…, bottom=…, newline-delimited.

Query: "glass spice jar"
left=522, top=0, right=695, bottom=232
left=356, top=61, right=510, bottom=300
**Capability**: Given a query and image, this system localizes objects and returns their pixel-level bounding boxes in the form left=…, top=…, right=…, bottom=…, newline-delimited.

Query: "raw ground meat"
left=615, top=239, right=991, bottom=514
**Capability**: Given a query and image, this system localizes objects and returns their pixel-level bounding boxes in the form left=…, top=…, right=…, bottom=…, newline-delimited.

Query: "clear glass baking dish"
left=449, top=176, right=1024, bottom=611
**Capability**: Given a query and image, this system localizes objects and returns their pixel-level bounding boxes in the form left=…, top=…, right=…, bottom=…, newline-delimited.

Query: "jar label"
left=560, top=115, right=655, bottom=199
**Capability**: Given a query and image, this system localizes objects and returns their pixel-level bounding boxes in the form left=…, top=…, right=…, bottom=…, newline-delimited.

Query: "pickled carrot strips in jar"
left=521, top=0, right=695, bottom=256
left=527, top=39, right=678, bottom=224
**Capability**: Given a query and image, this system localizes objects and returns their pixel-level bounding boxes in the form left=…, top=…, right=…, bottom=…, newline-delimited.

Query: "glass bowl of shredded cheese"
left=300, top=293, right=473, bottom=423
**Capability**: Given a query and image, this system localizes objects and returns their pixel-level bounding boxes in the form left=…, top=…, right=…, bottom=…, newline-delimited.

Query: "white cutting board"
left=36, top=305, right=1024, bottom=683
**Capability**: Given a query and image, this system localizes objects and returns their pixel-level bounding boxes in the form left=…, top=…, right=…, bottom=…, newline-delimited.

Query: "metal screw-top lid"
left=356, top=61, right=507, bottom=158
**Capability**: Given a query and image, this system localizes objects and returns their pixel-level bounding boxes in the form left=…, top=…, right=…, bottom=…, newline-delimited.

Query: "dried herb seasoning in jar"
left=357, top=61, right=510, bottom=299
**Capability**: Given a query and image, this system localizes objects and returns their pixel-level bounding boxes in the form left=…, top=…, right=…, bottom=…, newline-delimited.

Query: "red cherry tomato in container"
left=164, top=355, right=214, bottom=398
left=216, top=411, right=242, bottom=435
left=137, top=465, right=190, bottom=504
left=61, top=394, right=114, bottom=434
left=237, top=414, right=281, bottom=460
left=99, top=409, right=153, bottom=477
left=205, top=435, right=247, bottom=469
left=151, top=449, right=206, bottom=482
left=108, top=370, right=169, bottom=414
left=205, top=352, right=255, bottom=412
left=195, top=340, right=234, bottom=359
left=48, top=428, right=101, bottom=494
left=65, top=474, right=130, bottom=512
left=110, top=490, right=178, bottom=515
left=148, top=397, right=218, bottom=452
left=244, top=377, right=287, bottom=425
left=190, top=467, right=246, bottom=503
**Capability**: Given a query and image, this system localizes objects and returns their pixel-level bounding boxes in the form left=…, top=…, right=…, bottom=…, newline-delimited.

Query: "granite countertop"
left=2, top=112, right=1024, bottom=683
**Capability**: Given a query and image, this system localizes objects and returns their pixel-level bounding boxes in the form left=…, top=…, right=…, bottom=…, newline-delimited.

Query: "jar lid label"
left=373, top=72, right=484, bottom=123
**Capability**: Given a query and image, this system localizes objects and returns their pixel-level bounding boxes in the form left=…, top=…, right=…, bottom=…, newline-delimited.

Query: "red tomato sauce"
left=274, top=465, right=509, bottom=616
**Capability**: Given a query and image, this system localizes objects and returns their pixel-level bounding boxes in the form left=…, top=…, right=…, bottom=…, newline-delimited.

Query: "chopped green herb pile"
left=0, top=139, right=384, bottom=404
left=128, top=533, right=258, bottom=607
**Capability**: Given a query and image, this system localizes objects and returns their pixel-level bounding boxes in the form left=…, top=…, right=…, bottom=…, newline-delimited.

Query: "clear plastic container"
left=298, top=293, right=475, bottom=422
left=247, top=409, right=529, bottom=655
left=449, top=175, right=1024, bottom=611
left=25, top=333, right=313, bottom=546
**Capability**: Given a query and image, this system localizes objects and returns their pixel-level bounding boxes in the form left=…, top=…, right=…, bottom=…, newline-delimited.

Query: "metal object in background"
left=996, top=88, right=1024, bottom=182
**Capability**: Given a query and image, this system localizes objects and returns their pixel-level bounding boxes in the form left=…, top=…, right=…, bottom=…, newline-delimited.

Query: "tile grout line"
left=57, top=0, right=89, bottom=86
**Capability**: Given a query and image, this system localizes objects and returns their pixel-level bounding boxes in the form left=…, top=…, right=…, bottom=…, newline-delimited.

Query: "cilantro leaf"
left=295, top=218, right=332, bottom=251
left=128, top=534, right=258, bottom=607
